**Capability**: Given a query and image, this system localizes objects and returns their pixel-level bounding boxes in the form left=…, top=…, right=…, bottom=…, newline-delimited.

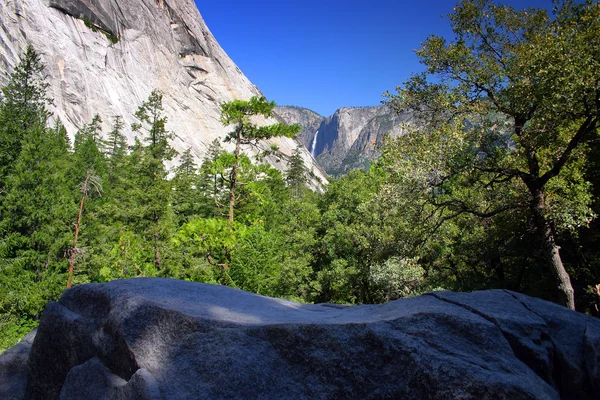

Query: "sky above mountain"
left=198, top=0, right=560, bottom=117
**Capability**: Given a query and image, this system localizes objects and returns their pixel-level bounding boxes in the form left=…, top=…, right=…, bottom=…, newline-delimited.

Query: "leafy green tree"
left=313, top=167, right=394, bottom=303
left=220, top=96, right=301, bottom=227
left=383, top=0, right=600, bottom=309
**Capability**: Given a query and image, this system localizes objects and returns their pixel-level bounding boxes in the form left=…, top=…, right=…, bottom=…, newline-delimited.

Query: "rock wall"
left=0, top=0, right=327, bottom=183
left=1, top=278, right=598, bottom=399
left=274, top=106, right=324, bottom=151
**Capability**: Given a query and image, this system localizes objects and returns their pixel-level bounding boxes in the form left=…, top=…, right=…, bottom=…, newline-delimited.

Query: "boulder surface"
left=2, top=278, right=599, bottom=399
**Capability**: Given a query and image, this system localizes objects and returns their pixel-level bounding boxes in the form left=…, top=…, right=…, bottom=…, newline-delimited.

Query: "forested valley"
left=1, top=0, right=599, bottom=353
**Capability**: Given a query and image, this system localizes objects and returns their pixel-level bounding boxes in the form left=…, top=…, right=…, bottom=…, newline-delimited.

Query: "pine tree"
left=131, top=90, right=177, bottom=271
left=0, top=76, right=74, bottom=349
left=220, top=96, right=301, bottom=227
left=104, top=116, right=127, bottom=172
left=285, top=147, right=309, bottom=198
left=172, top=147, right=203, bottom=224
left=73, top=115, right=107, bottom=179
left=198, top=139, right=227, bottom=218
left=0, top=44, right=52, bottom=188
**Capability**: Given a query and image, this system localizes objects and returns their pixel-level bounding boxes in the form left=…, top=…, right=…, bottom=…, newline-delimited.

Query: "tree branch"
left=206, top=254, right=229, bottom=270
left=539, top=115, right=597, bottom=186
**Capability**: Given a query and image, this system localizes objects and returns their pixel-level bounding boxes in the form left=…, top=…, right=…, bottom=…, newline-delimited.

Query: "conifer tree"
left=131, top=90, right=177, bottom=271
left=198, top=139, right=227, bottom=218
left=73, top=115, right=107, bottom=179
left=285, top=147, right=309, bottom=198
left=0, top=44, right=51, bottom=188
left=0, top=47, right=74, bottom=346
left=67, top=169, right=102, bottom=288
left=104, top=116, right=127, bottom=173
left=220, top=96, right=301, bottom=227
left=172, top=147, right=203, bottom=224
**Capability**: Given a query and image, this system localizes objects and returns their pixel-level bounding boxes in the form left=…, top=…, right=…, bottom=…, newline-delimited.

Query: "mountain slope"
left=0, top=0, right=326, bottom=183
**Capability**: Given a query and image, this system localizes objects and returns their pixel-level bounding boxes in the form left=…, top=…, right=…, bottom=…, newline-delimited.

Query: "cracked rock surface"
left=1, top=278, right=598, bottom=399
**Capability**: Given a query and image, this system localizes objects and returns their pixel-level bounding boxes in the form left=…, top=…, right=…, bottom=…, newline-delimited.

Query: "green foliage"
left=0, top=44, right=51, bottom=187
left=3, top=21, right=600, bottom=353
left=286, top=147, right=309, bottom=197
left=219, top=95, right=301, bottom=227
left=0, top=47, right=73, bottom=341
left=382, top=0, right=600, bottom=309
left=368, top=257, right=426, bottom=303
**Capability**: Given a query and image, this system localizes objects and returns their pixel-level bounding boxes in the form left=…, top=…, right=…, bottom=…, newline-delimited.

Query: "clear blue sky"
left=197, top=0, right=558, bottom=117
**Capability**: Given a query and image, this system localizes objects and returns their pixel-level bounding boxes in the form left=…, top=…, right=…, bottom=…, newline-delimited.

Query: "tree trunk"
left=531, top=188, right=575, bottom=310
left=228, top=133, right=241, bottom=228
left=67, top=171, right=89, bottom=288
left=67, top=188, right=85, bottom=288
left=153, top=209, right=161, bottom=271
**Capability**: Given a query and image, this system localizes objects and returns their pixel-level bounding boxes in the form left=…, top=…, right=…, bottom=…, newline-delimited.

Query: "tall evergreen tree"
left=172, top=147, right=204, bottom=224
left=131, top=90, right=177, bottom=271
left=0, top=46, right=75, bottom=348
left=0, top=44, right=51, bottom=189
left=285, top=147, right=309, bottom=198
left=198, top=139, right=227, bottom=218
left=104, top=115, right=127, bottom=175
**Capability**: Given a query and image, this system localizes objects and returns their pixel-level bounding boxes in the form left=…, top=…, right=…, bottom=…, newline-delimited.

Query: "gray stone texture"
left=1, top=278, right=597, bottom=399
left=0, top=329, right=36, bottom=400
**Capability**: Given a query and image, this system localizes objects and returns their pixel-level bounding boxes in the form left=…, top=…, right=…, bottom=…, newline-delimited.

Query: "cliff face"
left=342, top=107, right=415, bottom=172
left=0, top=0, right=327, bottom=183
left=274, top=106, right=324, bottom=151
left=277, top=104, right=413, bottom=176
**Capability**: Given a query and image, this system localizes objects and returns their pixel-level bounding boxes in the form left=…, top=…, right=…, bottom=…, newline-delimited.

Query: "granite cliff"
left=274, top=106, right=325, bottom=152
left=1, top=278, right=599, bottom=399
left=0, top=0, right=326, bottom=182
left=277, top=105, right=414, bottom=176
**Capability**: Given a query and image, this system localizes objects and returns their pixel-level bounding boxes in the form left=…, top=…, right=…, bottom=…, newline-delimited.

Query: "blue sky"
left=197, top=0, right=559, bottom=117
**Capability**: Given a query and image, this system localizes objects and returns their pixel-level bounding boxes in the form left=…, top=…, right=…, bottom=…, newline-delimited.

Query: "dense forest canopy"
left=1, top=0, right=599, bottom=352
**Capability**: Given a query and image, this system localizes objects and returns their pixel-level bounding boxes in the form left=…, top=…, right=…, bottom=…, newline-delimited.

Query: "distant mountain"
left=274, top=106, right=325, bottom=152
left=276, top=105, right=415, bottom=176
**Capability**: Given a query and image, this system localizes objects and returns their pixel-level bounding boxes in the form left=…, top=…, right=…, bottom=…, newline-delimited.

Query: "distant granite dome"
left=0, top=0, right=327, bottom=183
